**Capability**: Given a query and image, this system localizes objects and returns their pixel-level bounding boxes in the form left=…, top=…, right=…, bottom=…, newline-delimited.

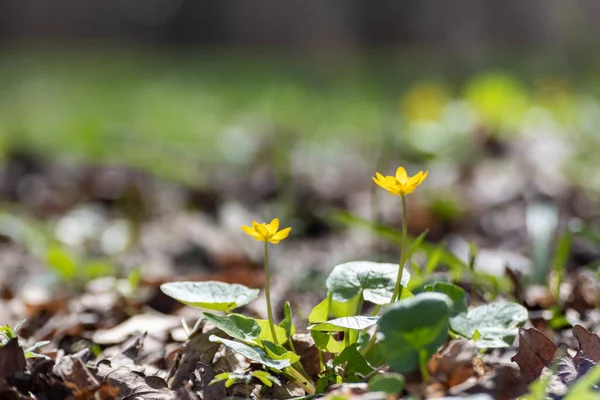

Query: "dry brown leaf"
left=168, top=327, right=223, bottom=390
left=511, top=327, right=557, bottom=383
left=92, top=313, right=181, bottom=345
left=53, top=350, right=100, bottom=399
left=0, top=338, right=26, bottom=379
left=573, top=324, right=600, bottom=363
left=428, top=339, right=481, bottom=389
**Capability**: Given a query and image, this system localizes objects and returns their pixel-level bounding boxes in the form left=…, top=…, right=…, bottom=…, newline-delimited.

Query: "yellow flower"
left=242, top=218, right=291, bottom=244
left=373, top=166, right=428, bottom=196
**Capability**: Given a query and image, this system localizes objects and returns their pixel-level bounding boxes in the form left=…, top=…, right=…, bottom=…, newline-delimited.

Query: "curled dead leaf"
left=511, top=327, right=557, bottom=383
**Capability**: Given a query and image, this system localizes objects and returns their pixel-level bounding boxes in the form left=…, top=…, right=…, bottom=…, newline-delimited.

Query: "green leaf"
left=330, top=296, right=361, bottom=318
left=160, top=281, right=259, bottom=312
left=527, top=202, right=559, bottom=285
left=550, top=232, right=572, bottom=299
left=450, top=302, right=528, bottom=348
left=45, top=245, right=77, bottom=281
left=209, top=372, right=232, bottom=386
left=406, top=229, right=429, bottom=261
left=333, top=344, right=373, bottom=382
left=308, top=295, right=331, bottom=323
left=255, top=319, right=288, bottom=345
left=369, top=373, right=405, bottom=395
left=326, top=261, right=411, bottom=305
left=424, top=281, right=468, bottom=316
left=280, top=301, right=296, bottom=338
left=81, top=259, right=114, bottom=280
left=202, top=313, right=261, bottom=341
left=308, top=316, right=379, bottom=332
left=310, top=330, right=346, bottom=353
left=378, top=292, right=451, bottom=373
left=424, top=244, right=444, bottom=277
left=209, top=335, right=290, bottom=369
left=251, top=371, right=281, bottom=387
left=261, top=341, right=301, bottom=364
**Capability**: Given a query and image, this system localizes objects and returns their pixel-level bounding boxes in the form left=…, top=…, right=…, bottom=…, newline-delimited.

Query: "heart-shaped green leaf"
left=310, top=330, right=346, bottom=353
left=261, top=341, right=301, bottom=364
left=333, top=344, right=373, bottom=382
left=330, top=296, right=361, bottom=318
left=450, top=302, right=528, bottom=348
left=424, top=281, right=468, bottom=316
left=160, top=281, right=259, bottom=312
left=308, top=295, right=331, bottom=323
left=203, top=313, right=260, bottom=341
left=369, top=373, right=405, bottom=395
left=326, top=261, right=411, bottom=305
left=209, top=335, right=290, bottom=370
left=378, top=292, right=451, bottom=373
left=255, top=319, right=288, bottom=345
left=308, top=316, right=379, bottom=332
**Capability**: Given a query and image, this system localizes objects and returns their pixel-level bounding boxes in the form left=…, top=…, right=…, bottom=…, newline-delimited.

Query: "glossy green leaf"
left=209, top=335, right=290, bottom=370
left=333, top=344, right=373, bottom=382
left=160, top=281, right=259, bottom=312
left=424, top=281, right=468, bottom=316
left=308, top=316, right=379, bottom=332
left=378, top=292, right=451, bottom=372
left=202, top=313, right=260, bottom=341
left=450, top=302, right=528, bottom=348
left=326, top=261, right=411, bottom=305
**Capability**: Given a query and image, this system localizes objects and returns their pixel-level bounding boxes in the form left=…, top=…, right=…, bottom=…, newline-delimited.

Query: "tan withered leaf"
left=511, top=327, right=557, bottom=383
left=573, top=324, right=600, bottom=363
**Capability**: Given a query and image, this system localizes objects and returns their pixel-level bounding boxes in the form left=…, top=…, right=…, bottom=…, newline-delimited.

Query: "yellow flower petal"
left=418, top=170, right=429, bottom=185
left=407, top=171, right=423, bottom=186
left=241, top=225, right=254, bottom=235
left=375, top=172, right=385, bottom=181
left=256, top=224, right=269, bottom=238
left=267, top=218, right=280, bottom=234
left=396, top=167, right=408, bottom=183
left=241, top=225, right=262, bottom=240
left=271, top=227, right=291, bottom=242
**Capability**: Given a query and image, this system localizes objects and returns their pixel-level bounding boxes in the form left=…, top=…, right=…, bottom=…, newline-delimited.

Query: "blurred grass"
left=2, top=47, right=600, bottom=186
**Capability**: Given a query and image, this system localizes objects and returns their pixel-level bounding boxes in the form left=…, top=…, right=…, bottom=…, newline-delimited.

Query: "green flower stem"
left=419, top=349, right=430, bottom=381
left=390, top=195, right=408, bottom=303
left=361, top=329, right=377, bottom=357
left=284, top=366, right=316, bottom=394
left=263, top=241, right=279, bottom=345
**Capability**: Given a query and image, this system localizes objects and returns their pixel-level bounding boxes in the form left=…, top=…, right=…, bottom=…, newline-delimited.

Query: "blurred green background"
left=2, top=1, right=600, bottom=189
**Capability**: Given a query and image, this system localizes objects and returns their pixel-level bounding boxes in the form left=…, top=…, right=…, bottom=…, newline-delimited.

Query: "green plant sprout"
left=1, top=319, right=50, bottom=359
left=210, top=370, right=281, bottom=389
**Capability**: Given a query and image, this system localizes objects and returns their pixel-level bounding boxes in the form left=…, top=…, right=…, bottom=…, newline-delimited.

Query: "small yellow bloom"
left=241, top=218, right=291, bottom=244
left=373, top=166, right=428, bottom=196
